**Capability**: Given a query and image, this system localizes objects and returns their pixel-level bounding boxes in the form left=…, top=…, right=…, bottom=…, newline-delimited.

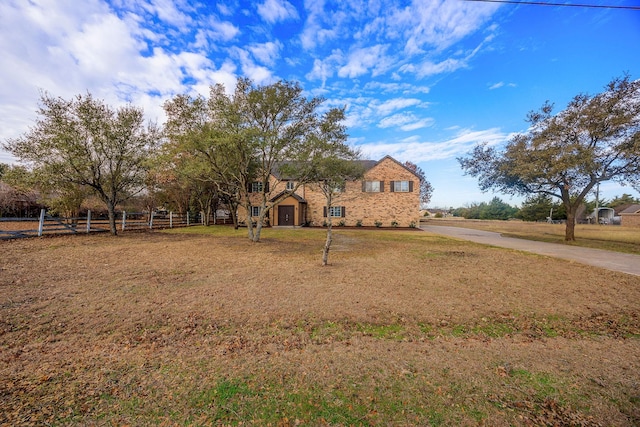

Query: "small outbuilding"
left=619, top=204, right=640, bottom=227
left=588, top=207, right=617, bottom=224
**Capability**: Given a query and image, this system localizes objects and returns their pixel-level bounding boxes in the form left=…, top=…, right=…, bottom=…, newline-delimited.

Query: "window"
left=324, top=206, right=345, bottom=217
left=363, top=181, right=383, bottom=192
left=251, top=206, right=261, bottom=217
left=391, top=180, right=410, bottom=192
left=251, top=182, right=263, bottom=193
left=329, top=206, right=344, bottom=217
left=286, top=181, right=295, bottom=191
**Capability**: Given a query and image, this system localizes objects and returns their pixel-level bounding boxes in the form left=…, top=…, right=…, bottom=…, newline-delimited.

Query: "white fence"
left=0, top=209, right=197, bottom=240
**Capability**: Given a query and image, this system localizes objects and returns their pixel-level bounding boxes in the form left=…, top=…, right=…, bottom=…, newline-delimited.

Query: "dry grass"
left=1, top=226, right=639, bottom=425
left=424, top=218, right=640, bottom=254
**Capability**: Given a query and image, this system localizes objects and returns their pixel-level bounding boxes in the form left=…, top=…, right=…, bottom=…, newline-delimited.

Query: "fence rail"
left=0, top=209, right=200, bottom=240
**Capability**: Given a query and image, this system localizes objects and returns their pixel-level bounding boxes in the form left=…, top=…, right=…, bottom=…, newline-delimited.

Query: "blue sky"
left=1, top=0, right=639, bottom=208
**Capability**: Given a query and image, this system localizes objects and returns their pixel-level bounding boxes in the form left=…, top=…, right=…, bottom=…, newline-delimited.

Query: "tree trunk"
left=322, top=219, right=332, bottom=266
left=107, top=201, right=118, bottom=236
left=230, top=203, right=239, bottom=229
left=246, top=212, right=255, bottom=241
left=252, top=218, right=263, bottom=242
left=564, top=208, right=576, bottom=241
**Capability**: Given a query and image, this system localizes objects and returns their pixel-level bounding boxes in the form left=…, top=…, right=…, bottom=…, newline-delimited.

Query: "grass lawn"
left=423, top=218, right=640, bottom=255
left=1, top=226, right=638, bottom=425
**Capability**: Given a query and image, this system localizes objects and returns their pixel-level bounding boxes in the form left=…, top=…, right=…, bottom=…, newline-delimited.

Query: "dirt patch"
left=1, top=229, right=638, bottom=425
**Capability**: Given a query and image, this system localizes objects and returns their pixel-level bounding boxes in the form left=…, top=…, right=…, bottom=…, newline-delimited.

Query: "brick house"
left=239, top=155, right=421, bottom=227
left=619, top=204, right=640, bottom=227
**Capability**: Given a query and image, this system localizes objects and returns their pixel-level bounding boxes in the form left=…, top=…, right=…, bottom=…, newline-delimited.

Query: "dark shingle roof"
left=619, top=204, right=640, bottom=214
left=271, top=156, right=420, bottom=179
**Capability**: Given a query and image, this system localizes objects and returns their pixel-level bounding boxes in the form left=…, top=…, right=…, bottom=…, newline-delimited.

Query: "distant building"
left=619, top=204, right=640, bottom=227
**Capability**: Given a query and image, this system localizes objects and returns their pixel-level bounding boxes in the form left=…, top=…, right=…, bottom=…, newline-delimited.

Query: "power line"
left=461, top=0, right=640, bottom=10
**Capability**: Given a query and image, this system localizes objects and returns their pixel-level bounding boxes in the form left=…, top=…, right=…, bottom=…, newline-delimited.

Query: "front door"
left=278, top=205, right=295, bottom=226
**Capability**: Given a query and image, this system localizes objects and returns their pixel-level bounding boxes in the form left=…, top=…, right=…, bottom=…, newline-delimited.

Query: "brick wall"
left=237, top=156, right=421, bottom=227
left=621, top=213, right=640, bottom=227
left=305, top=157, right=420, bottom=227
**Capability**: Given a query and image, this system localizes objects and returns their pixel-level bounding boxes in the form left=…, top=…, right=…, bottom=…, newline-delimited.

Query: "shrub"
left=391, top=220, right=398, bottom=227
left=409, top=221, right=417, bottom=228
left=338, top=219, right=346, bottom=227
left=374, top=220, right=383, bottom=228
left=434, top=212, right=443, bottom=218
left=356, top=219, right=363, bottom=227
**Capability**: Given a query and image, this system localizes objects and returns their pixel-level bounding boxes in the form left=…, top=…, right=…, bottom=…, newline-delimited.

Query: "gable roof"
left=619, top=204, right=640, bottom=214
left=269, top=190, right=307, bottom=203
left=270, top=155, right=419, bottom=180
left=369, top=155, right=422, bottom=179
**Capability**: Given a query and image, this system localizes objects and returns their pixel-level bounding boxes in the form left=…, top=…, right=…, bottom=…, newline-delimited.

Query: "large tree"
left=164, top=79, right=351, bottom=242
left=458, top=75, right=640, bottom=241
left=163, top=82, right=257, bottom=230
left=237, top=79, right=351, bottom=242
left=3, top=92, right=160, bottom=235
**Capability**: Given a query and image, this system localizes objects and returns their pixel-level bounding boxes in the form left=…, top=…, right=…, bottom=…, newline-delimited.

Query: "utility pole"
left=595, top=182, right=600, bottom=225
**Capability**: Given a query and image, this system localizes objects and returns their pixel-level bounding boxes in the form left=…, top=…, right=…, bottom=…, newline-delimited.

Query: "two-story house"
left=239, top=155, right=421, bottom=228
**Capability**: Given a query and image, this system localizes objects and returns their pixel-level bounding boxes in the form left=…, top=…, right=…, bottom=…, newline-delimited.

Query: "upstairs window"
left=250, top=206, right=261, bottom=217
left=286, top=181, right=295, bottom=191
left=390, top=180, right=412, bottom=192
left=249, top=182, right=269, bottom=193
left=362, top=181, right=384, bottom=192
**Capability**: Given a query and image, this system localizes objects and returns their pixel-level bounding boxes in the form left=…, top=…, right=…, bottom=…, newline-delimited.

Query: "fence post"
left=187, top=212, right=190, bottom=226
left=149, top=211, right=154, bottom=229
left=170, top=212, right=173, bottom=228
left=86, top=210, right=91, bottom=233
left=122, top=211, right=126, bottom=231
left=38, top=209, right=46, bottom=237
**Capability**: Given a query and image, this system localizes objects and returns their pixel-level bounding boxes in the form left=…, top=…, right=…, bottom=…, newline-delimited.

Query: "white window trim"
left=364, top=181, right=380, bottom=192
left=393, top=180, right=410, bottom=192
left=329, top=206, right=343, bottom=217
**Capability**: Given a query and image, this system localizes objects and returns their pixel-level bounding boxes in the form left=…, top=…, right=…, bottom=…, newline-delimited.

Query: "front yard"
left=1, top=226, right=638, bottom=425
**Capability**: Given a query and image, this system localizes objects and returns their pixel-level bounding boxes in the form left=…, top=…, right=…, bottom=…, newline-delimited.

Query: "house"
left=239, top=155, right=421, bottom=227
left=619, top=204, right=640, bottom=227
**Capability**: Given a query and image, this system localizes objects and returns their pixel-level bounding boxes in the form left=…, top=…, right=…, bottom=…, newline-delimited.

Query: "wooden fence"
left=0, top=209, right=199, bottom=240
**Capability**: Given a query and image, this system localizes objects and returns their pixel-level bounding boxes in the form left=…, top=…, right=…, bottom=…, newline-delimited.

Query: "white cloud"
left=375, top=98, right=423, bottom=116
left=207, top=17, right=241, bottom=42
left=358, top=127, right=507, bottom=163
left=248, top=41, right=283, bottom=66
left=231, top=48, right=274, bottom=85
left=391, top=0, right=500, bottom=54
left=338, top=45, right=391, bottom=78
left=364, top=81, right=431, bottom=95
left=489, top=82, right=517, bottom=90
left=378, top=113, right=434, bottom=131
left=0, top=0, right=240, bottom=147
left=257, top=0, right=299, bottom=24
left=138, top=0, right=194, bottom=30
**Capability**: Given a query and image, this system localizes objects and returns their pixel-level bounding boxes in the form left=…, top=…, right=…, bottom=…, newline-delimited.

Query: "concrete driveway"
left=421, top=225, right=640, bottom=277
